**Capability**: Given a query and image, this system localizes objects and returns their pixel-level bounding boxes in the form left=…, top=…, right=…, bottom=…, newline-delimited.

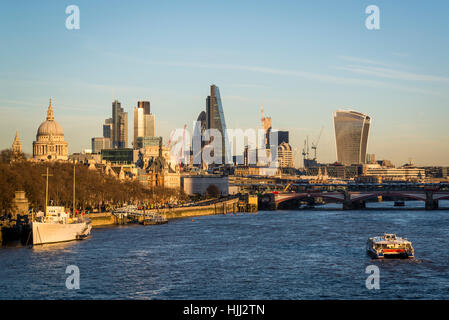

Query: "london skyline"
left=1, top=1, right=449, bottom=166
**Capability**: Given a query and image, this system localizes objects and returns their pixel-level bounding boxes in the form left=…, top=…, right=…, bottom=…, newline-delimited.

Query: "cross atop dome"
left=47, top=98, right=54, bottom=121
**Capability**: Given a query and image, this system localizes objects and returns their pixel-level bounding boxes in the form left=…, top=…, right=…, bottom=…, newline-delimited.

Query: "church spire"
left=47, top=98, right=54, bottom=121
left=12, top=131, right=22, bottom=154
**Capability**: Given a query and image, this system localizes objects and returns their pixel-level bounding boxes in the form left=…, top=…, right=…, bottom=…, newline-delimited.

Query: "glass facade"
left=137, top=101, right=150, bottom=115
left=112, top=100, right=128, bottom=148
left=133, top=107, right=144, bottom=147
left=269, top=130, right=288, bottom=147
left=101, top=148, right=134, bottom=164
left=206, top=85, right=230, bottom=164
left=333, top=110, right=371, bottom=165
left=133, top=101, right=155, bottom=148
left=136, top=136, right=162, bottom=149
left=92, top=137, right=111, bottom=154
left=144, top=114, right=155, bottom=137
left=103, top=118, right=113, bottom=139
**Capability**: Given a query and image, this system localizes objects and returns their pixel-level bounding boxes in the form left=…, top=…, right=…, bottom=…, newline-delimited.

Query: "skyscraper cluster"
left=194, top=84, right=230, bottom=165
left=92, top=100, right=161, bottom=154
left=92, top=100, right=128, bottom=153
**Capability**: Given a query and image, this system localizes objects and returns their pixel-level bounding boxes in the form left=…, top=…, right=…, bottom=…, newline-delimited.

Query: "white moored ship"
left=366, top=233, right=414, bottom=259
left=32, top=206, right=91, bottom=245
left=31, top=166, right=92, bottom=245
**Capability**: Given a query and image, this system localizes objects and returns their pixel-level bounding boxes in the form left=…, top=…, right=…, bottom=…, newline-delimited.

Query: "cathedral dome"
left=36, top=99, right=64, bottom=136
left=33, top=99, right=68, bottom=162
left=37, top=120, right=64, bottom=136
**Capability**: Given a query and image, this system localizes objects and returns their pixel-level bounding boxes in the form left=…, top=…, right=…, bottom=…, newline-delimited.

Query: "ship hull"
left=367, top=249, right=413, bottom=259
left=32, top=221, right=91, bottom=245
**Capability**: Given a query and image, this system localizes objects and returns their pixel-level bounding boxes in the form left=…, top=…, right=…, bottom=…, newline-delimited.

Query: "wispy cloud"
left=392, top=52, right=410, bottom=58
left=335, top=64, right=449, bottom=82
left=146, top=60, right=399, bottom=87
left=337, top=56, right=392, bottom=67
left=150, top=61, right=445, bottom=96
left=53, top=50, right=449, bottom=98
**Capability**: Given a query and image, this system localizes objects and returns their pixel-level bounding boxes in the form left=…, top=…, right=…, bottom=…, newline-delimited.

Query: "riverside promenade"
left=86, top=197, right=249, bottom=227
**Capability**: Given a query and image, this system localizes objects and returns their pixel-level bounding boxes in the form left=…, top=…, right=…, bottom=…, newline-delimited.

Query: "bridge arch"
left=351, top=191, right=427, bottom=203
left=275, top=192, right=345, bottom=206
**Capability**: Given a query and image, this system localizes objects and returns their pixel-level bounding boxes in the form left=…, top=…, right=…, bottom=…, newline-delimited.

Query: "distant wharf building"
left=181, top=175, right=229, bottom=197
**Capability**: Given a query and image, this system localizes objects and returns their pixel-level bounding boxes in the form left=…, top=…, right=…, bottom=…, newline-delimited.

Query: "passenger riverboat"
left=366, top=233, right=414, bottom=259
left=140, top=213, right=168, bottom=226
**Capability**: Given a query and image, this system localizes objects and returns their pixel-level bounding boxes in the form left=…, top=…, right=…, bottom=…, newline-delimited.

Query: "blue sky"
left=1, top=0, right=448, bottom=166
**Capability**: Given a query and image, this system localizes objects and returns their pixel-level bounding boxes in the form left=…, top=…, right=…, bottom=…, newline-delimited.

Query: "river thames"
left=1, top=201, right=449, bottom=299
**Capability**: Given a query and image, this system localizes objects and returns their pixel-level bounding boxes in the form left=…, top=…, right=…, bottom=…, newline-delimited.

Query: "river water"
left=1, top=201, right=449, bottom=299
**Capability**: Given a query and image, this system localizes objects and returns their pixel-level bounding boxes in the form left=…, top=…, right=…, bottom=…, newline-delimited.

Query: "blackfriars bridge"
left=255, top=183, right=449, bottom=210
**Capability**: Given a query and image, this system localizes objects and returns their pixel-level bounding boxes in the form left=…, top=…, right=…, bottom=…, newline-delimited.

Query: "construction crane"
left=311, top=126, right=324, bottom=160
left=166, top=129, right=176, bottom=149
left=166, top=125, right=187, bottom=172
left=301, top=137, right=308, bottom=161
left=179, top=124, right=187, bottom=172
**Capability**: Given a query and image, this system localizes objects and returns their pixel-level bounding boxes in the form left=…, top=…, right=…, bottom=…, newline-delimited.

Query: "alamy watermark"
left=64, top=5, right=378, bottom=31
left=365, top=5, right=380, bottom=30
left=65, top=5, right=80, bottom=30
left=65, top=265, right=80, bottom=290
left=365, top=265, right=380, bottom=290
left=168, top=123, right=280, bottom=169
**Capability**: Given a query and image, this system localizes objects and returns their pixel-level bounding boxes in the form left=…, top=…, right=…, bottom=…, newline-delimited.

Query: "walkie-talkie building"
left=333, top=110, right=371, bottom=165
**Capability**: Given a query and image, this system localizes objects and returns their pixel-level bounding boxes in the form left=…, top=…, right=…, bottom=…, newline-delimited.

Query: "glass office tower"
left=112, top=100, right=128, bottom=148
left=134, top=101, right=155, bottom=148
left=333, top=110, right=371, bottom=165
left=206, top=85, right=230, bottom=164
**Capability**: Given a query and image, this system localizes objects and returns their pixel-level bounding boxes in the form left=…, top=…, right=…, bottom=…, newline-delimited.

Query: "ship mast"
left=42, top=167, right=52, bottom=215
left=73, top=164, right=76, bottom=216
